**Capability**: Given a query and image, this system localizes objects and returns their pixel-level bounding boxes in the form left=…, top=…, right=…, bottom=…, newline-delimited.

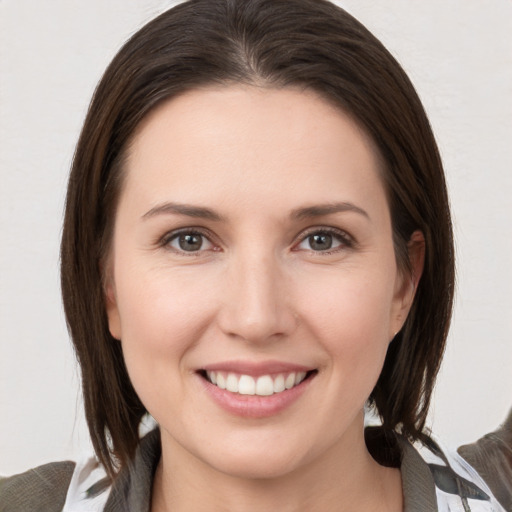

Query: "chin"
left=193, top=429, right=317, bottom=481
left=210, top=451, right=305, bottom=481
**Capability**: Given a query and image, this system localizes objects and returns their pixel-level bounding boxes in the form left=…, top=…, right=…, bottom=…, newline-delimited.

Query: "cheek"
left=295, top=265, right=396, bottom=371
left=112, top=263, right=220, bottom=395
left=116, top=258, right=219, bottom=332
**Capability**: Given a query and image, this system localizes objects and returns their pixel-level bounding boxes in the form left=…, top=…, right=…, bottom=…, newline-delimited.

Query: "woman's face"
left=106, top=86, right=419, bottom=479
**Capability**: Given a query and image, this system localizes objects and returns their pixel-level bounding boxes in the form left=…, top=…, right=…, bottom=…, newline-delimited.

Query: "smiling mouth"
left=199, top=370, right=317, bottom=397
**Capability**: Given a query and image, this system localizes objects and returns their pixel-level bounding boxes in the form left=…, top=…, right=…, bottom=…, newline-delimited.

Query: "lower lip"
left=198, top=374, right=314, bottom=418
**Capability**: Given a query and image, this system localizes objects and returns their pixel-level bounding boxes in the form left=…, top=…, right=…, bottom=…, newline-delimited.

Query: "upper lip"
left=200, top=360, right=315, bottom=377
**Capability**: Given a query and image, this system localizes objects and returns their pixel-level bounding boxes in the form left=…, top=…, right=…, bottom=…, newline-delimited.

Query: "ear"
left=390, top=230, right=425, bottom=338
left=102, top=262, right=122, bottom=340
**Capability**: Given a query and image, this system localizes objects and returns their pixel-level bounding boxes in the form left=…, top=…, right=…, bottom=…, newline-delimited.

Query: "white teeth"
left=273, top=374, right=285, bottom=393
left=238, top=375, right=256, bottom=395
left=205, top=370, right=310, bottom=396
left=285, top=373, right=296, bottom=389
left=226, top=373, right=239, bottom=393
left=256, top=375, right=274, bottom=396
left=216, top=372, right=226, bottom=390
left=295, top=371, right=306, bottom=385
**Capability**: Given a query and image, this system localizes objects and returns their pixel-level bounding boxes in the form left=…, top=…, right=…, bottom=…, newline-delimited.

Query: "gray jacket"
left=1, top=419, right=511, bottom=512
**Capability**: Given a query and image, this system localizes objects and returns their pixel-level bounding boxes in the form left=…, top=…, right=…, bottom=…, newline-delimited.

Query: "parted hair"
left=61, top=0, right=454, bottom=478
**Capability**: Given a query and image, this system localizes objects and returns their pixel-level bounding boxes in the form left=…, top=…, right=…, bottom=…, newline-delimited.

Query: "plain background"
left=1, top=0, right=511, bottom=476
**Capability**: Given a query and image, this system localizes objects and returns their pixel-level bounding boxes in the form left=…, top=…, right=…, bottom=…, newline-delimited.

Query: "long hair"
left=61, top=0, right=454, bottom=477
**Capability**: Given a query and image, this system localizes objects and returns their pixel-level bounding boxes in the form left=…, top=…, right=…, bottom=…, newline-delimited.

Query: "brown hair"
left=61, top=0, right=454, bottom=477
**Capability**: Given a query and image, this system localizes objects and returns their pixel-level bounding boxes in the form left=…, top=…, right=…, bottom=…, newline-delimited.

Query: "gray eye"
left=308, top=233, right=333, bottom=251
left=177, top=233, right=204, bottom=251
left=296, top=230, right=347, bottom=253
left=165, top=230, right=215, bottom=253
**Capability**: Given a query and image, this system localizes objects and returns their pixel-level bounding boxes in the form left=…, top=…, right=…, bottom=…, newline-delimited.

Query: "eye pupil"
left=179, top=234, right=203, bottom=251
left=309, top=233, right=332, bottom=251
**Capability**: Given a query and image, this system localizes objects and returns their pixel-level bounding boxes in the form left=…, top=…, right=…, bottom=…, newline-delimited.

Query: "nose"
left=217, top=251, right=297, bottom=344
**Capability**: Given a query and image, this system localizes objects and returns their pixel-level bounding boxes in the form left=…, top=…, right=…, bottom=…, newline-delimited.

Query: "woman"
left=0, top=0, right=509, bottom=511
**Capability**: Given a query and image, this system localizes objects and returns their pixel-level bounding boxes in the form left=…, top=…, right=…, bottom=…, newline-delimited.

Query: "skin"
left=105, top=86, right=424, bottom=512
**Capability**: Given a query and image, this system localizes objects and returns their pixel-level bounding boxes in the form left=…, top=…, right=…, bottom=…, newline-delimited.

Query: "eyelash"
left=159, top=228, right=218, bottom=256
left=158, top=226, right=354, bottom=255
left=293, top=227, right=354, bottom=255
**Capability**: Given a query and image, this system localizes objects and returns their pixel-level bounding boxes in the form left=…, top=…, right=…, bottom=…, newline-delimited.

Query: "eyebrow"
left=142, top=200, right=369, bottom=222
left=142, top=202, right=224, bottom=221
left=291, top=202, right=369, bottom=220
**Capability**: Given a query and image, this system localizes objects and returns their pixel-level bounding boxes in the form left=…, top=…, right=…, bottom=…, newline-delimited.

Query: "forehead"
left=122, top=85, right=387, bottom=219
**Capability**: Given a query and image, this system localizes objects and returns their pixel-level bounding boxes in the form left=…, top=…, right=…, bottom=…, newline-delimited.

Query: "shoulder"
left=0, top=428, right=160, bottom=512
left=408, top=434, right=505, bottom=511
left=366, top=425, right=507, bottom=511
left=0, top=460, right=75, bottom=512
left=458, top=409, right=512, bottom=512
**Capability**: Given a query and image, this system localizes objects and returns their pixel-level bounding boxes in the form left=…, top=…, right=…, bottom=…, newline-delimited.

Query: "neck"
left=151, top=424, right=403, bottom=512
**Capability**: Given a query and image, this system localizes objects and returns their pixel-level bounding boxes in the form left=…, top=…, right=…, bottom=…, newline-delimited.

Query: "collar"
left=103, top=427, right=438, bottom=512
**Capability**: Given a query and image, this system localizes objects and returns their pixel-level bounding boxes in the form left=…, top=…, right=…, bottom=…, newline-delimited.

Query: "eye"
left=163, top=230, right=215, bottom=253
left=295, top=228, right=352, bottom=253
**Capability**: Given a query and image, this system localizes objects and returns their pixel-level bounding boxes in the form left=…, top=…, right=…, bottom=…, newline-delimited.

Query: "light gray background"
left=1, top=0, right=511, bottom=475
